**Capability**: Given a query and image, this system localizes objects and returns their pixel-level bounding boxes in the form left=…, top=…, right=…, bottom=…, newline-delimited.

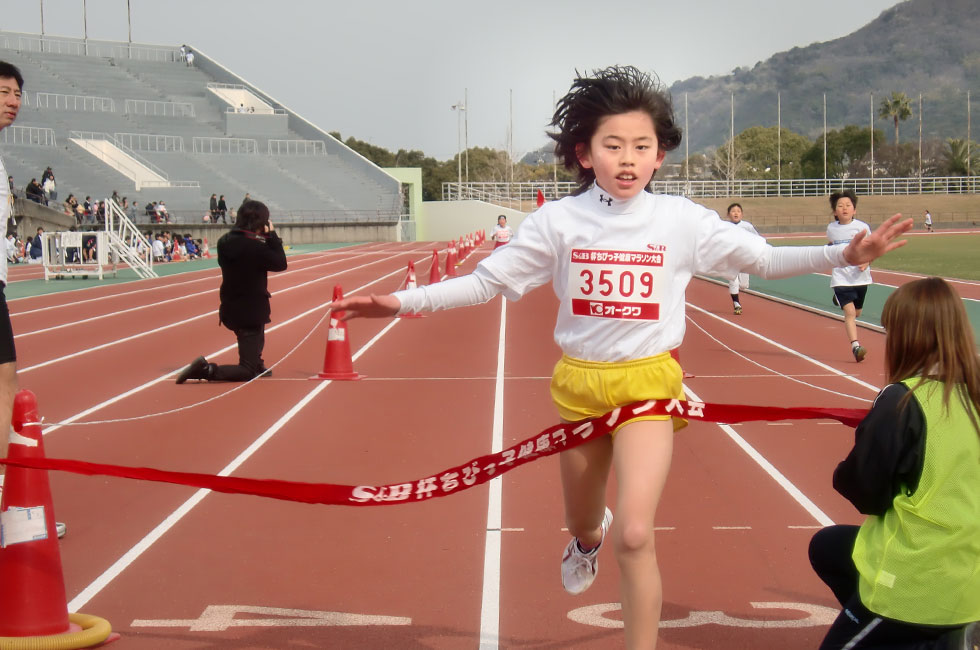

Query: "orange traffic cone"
left=202, top=238, right=211, bottom=259
left=312, top=286, right=363, bottom=380
left=427, top=249, right=441, bottom=285
left=0, top=389, right=116, bottom=645
left=445, top=245, right=457, bottom=278
left=398, top=262, right=423, bottom=319
left=536, top=189, right=545, bottom=207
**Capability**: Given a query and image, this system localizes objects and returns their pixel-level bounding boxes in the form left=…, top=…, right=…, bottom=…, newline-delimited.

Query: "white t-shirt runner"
left=826, top=219, right=872, bottom=287
left=396, top=184, right=848, bottom=362
left=492, top=224, right=514, bottom=244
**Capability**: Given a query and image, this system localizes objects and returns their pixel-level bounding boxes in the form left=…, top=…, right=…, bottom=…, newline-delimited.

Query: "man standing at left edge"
left=0, top=62, right=24, bottom=503
left=0, top=63, right=65, bottom=538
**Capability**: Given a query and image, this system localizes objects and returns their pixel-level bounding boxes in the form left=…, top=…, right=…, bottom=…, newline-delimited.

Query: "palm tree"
left=878, top=92, right=912, bottom=145
left=942, top=138, right=980, bottom=176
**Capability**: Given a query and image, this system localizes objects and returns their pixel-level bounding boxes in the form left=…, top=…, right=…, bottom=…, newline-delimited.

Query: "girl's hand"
left=843, top=214, right=913, bottom=266
left=328, top=294, right=401, bottom=320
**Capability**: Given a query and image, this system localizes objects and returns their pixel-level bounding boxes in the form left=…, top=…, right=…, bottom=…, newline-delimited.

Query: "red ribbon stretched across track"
left=1, top=400, right=866, bottom=507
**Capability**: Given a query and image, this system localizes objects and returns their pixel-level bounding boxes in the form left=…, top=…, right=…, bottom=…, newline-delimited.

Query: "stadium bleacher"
left=0, top=31, right=401, bottom=224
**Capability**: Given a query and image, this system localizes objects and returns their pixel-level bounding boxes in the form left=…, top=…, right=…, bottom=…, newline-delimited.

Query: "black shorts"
left=0, top=287, right=16, bottom=364
left=832, top=285, right=868, bottom=310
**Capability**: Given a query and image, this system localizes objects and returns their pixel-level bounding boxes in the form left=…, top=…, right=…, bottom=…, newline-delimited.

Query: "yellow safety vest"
left=853, top=379, right=980, bottom=625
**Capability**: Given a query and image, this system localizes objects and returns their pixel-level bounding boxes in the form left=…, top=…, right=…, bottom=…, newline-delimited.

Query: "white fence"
left=0, top=125, right=57, bottom=147
left=268, top=139, right=326, bottom=156
left=192, top=137, right=259, bottom=155
left=34, top=92, right=115, bottom=112
left=444, top=177, right=980, bottom=203
left=114, top=132, right=184, bottom=153
left=124, top=99, right=195, bottom=118
left=0, top=32, right=180, bottom=62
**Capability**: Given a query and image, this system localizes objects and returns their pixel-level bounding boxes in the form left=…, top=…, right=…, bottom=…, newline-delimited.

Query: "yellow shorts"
left=550, top=352, right=688, bottom=434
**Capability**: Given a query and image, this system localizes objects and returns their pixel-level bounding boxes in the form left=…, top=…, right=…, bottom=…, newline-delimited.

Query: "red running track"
left=5, top=240, right=953, bottom=648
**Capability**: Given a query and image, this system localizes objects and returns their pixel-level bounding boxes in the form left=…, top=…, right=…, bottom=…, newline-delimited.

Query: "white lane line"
left=41, top=256, right=425, bottom=435
left=67, top=319, right=401, bottom=612
left=479, top=297, right=506, bottom=650
left=21, top=247, right=431, bottom=374
left=684, top=384, right=835, bottom=528
left=686, top=303, right=881, bottom=396
left=713, top=526, right=752, bottom=530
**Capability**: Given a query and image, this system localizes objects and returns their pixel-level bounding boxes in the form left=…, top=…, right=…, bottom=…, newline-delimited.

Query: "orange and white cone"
left=445, top=245, right=457, bottom=278
left=427, top=249, right=441, bottom=285
left=398, top=262, right=423, bottom=319
left=202, top=238, right=211, bottom=259
left=312, top=286, right=363, bottom=380
left=0, top=389, right=117, bottom=646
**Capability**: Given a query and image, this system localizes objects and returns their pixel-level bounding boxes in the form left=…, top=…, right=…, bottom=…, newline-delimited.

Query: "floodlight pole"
left=40, top=0, right=44, bottom=36
left=823, top=93, right=827, bottom=185
left=464, top=88, right=469, bottom=184
left=870, top=94, right=875, bottom=187
left=777, top=92, right=781, bottom=186
left=83, top=0, right=88, bottom=55
left=684, top=93, right=689, bottom=184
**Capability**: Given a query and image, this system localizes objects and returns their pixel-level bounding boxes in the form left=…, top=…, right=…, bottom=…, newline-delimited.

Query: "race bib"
left=568, top=248, right=665, bottom=320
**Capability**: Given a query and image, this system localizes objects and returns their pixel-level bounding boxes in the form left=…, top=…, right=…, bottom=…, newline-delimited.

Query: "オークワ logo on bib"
left=569, top=248, right=665, bottom=320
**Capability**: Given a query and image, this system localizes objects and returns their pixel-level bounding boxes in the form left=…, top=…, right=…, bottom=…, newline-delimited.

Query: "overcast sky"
left=4, top=0, right=903, bottom=160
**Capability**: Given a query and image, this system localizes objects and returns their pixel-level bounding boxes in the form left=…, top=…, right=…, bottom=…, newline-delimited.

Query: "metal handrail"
left=34, top=92, right=115, bottom=112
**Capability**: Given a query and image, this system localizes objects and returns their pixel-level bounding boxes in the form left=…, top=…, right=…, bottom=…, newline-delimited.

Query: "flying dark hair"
left=235, top=199, right=270, bottom=233
left=0, top=61, right=24, bottom=91
left=829, top=190, right=858, bottom=211
left=548, top=66, right=682, bottom=195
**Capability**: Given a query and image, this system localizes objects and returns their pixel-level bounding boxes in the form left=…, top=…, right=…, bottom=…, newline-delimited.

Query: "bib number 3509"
left=569, top=249, right=665, bottom=321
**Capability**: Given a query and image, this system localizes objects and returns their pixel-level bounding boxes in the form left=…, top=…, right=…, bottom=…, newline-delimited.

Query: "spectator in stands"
left=28, top=227, right=43, bottom=263
left=176, top=200, right=287, bottom=384
left=184, top=234, right=199, bottom=259
left=82, top=235, right=97, bottom=263
left=7, top=175, right=15, bottom=199
left=41, top=166, right=56, bottom=204
left=217, top=194, right=228, bottom=223
left=111, top=190, right=120, bottom=205
left=151, top=234, right=165, bottom=262
left=185, top=49, right=195, bottom=67
left=209, top=194, right=218, bottom=222
left=123, top=197, right=137, bottom=220
left=5, top=234, right=20, bottom=264
left=83, top=196, right=93, bottom=223
left=64, top=193, right=78, bottom=220
left=25, top=178, right=44, bottom=204
left=156, top=201, right=169, bottom=224
left=96, top=200, right=106, bottom=225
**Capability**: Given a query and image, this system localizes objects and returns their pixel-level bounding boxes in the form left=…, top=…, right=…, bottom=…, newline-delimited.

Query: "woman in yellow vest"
left=809, top=277, right=979, bottom=649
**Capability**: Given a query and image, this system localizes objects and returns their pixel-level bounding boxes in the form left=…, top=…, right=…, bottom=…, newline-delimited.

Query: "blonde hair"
left=881, top=277, right=980, bottom=433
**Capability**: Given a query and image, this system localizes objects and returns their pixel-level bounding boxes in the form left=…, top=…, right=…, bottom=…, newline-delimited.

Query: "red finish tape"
left=1, top=400, right=866, bottom=507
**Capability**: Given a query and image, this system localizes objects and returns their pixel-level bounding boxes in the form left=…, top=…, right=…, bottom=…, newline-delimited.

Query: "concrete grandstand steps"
left=138, top=152, right=273, bottom=213
left=2, top=33, right=402, bottom=223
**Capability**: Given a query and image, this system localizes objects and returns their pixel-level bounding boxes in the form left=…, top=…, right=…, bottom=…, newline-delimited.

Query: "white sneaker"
left=561, top=507, right=613, bottom=595
left=56, top=522, right=66, bottom=539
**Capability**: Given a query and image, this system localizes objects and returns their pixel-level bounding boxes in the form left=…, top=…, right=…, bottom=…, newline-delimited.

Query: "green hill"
left=670, top=0, right=980, bottom=153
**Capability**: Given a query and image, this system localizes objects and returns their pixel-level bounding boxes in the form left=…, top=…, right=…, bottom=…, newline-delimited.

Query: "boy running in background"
left=827, top=190, right=872, bottom=362
left=725, top=202, right=760, bottom=315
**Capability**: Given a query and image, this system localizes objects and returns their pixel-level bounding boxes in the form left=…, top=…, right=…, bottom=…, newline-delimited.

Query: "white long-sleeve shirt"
left=397, top=185, right=847, bottom=362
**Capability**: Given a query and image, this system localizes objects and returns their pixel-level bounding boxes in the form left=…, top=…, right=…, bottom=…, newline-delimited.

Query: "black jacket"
left=217, top=229, right=288, bottom=330
left=833, top=383, right=926, bottom=516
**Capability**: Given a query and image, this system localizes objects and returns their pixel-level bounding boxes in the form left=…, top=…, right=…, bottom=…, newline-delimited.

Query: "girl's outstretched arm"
left=329, top=294, right=400, bottom=320
left=843, top=214, right=914, bottom=266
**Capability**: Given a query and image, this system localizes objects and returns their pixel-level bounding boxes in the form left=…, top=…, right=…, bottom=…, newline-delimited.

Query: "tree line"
left=332, top=91, right=978, bottom=198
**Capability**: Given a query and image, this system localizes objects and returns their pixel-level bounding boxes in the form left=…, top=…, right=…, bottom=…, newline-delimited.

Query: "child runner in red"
left=491, top=215, right=514, bottom=249
left=809, top=278, right=980, bottom=649
left=331, top=66, right=913, bottom=648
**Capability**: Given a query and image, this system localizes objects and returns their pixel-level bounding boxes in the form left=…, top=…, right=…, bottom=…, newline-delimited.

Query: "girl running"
left=331, top=65, right=912, bottom=648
